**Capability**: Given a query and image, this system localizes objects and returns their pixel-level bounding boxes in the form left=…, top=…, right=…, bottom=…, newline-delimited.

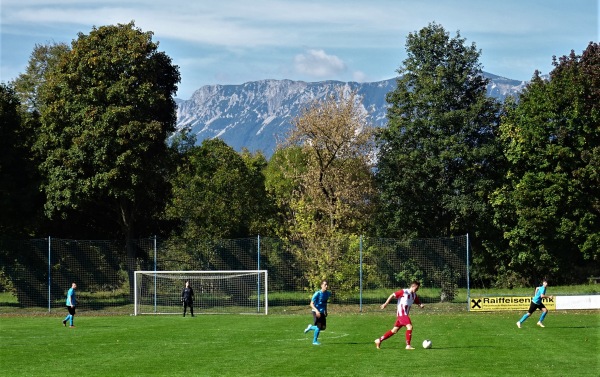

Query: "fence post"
left=466, top=233, right=470, bottom=311
left=154, top=235, right=157, bottom=313
left=359, top=235, right=363, bottom=312
left=257, top=235, right=261, bottom=313
left=48, top=236, right=51, bottom=313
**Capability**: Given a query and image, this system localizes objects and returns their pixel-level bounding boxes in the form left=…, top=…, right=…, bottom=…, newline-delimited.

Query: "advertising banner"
left=469, top=296, right=556, bottom=311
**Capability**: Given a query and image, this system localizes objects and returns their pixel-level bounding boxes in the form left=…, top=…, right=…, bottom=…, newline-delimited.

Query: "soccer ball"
left=422, top=339, right=432, bottom=349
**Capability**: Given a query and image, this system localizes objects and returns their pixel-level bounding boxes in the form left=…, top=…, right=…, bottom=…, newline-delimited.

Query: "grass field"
left=1, top=308, right=598, bottom=376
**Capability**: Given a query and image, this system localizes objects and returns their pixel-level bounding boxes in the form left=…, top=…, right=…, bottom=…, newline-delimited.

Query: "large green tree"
left=36, top=22, right=180, bottom=293
left=37, top=21, right=179, bottom=239
left=491, top=42, right=600, bottom=285
left=376, top=23, right=503, bottom=245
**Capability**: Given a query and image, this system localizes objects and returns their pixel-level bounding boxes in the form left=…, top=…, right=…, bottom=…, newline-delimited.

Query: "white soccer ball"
left=422, top=339, right=432, bottom=349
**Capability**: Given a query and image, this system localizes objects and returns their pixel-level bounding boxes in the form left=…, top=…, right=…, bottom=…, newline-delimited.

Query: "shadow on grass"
left=550, top=325, right=599, bottom=329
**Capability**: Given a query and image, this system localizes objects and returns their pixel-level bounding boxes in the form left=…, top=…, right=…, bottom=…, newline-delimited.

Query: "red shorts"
left=394, top=315, right=412, bottom=328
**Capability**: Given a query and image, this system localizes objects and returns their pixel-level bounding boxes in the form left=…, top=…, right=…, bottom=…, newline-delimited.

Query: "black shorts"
left=67, top=306, right=76, bottom=315
left=527, top=301, right=546, bottom=314
left=312, top=311, right=327, bottom=330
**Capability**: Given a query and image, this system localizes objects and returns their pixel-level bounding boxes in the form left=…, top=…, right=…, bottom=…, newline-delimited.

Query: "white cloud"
left=293, top=49, right=346, bottom=78
left=352, top=71, right=368, bottom=82
left=2, top=0, right=596, bottom=96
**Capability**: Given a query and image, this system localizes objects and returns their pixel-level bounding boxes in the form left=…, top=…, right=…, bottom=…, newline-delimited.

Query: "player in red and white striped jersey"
left=374, top=280, right=424, bottom=350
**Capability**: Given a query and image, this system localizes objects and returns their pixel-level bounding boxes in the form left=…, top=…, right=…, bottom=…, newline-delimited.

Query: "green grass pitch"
left=1, top=310, right=598, bottom=376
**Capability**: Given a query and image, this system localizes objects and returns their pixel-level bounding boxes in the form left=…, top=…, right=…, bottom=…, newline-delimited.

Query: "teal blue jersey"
left=311, top=290, right=331, bottom=313
left=532, top=285, right=546, bottom=305
left=66, top=288, right=76, bottom=306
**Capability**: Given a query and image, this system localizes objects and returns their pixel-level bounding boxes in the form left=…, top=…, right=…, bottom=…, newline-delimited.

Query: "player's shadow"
left=434, top=345, right=495, bottom=349
left=327, top=341, right=495, bottom=350
left=551, top=325, right=597, bottom=329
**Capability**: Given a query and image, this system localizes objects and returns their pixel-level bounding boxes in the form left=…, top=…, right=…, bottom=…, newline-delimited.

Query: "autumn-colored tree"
left=271, top=90, right=376, bottom=287
left=285, top=89, right=376, bottom=237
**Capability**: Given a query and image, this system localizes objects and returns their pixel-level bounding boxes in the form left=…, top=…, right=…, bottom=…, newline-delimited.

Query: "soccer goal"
left=134, top=270, right=268, bottom=315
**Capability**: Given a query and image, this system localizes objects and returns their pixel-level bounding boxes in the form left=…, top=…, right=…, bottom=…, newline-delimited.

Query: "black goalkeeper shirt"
left=182, top=287, right=194, bottom=302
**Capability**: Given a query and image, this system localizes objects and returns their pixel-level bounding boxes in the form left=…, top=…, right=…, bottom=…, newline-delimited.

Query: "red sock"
left=380, top=330, right=395, bottom=342
left=405, top=329, right=412, bottom=345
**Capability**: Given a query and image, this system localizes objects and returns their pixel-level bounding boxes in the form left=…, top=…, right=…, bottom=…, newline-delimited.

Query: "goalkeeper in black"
left=181, top=281, right=195, bottom=317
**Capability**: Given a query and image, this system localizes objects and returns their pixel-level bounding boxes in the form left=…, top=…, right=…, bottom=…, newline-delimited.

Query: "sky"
left=1, top=0, right=598, bottom=99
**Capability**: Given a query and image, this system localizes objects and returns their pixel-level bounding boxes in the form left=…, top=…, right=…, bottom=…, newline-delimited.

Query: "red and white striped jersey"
left=394, top=289, right=421, bottom=317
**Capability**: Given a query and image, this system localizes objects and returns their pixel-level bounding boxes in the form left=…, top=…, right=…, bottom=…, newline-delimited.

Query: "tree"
left=12, top=42, right=70, bottom=114
left=36, top=22, right=180, bottom=294
left=285, top=89, right=376, bottom=238
left=3, top=43, right=70, bottom=237
left=239, top=148, right=276, bottom=237
left=491, top=42, right=600, bottom=285
left=376, top=23, right=503, bottom=245
left=0, top=84, right=42, bottom=237
left=264, top=145, right=308, bottom=238
left=166, top=139, right=271, bottom=239
left=269, top=90, right=376, bottom=288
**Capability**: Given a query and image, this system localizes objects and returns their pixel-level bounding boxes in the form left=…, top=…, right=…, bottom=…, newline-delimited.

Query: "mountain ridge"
left=176, top=74, right=526, bottom=157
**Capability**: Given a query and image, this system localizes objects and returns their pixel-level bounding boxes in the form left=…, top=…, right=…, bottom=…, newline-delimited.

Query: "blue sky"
left=1, top=0, right=598, bottom=99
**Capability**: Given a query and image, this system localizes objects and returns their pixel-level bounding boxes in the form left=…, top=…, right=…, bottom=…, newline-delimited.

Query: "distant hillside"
left=176, top=74, right=526, bottom=157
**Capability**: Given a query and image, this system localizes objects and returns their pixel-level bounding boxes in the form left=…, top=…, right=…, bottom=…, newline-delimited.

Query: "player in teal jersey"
left=62, top=282, right=77, bottom=328
left=517, top=279, right=553, bottom=328
left=303, top=280, right=331, bottom=345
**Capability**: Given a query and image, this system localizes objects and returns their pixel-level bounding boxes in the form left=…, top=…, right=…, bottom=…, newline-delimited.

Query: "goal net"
left=134, top=270, right=268, bottom=315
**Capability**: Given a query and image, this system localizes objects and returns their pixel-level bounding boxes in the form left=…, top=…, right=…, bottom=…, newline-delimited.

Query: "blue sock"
left=64, top=315, right=70, bottom=322
left=539, top=311, right=547, bottom=322
left=519, top=314, right=529, bottom=323
left=313, top=328, right=320, bottom=342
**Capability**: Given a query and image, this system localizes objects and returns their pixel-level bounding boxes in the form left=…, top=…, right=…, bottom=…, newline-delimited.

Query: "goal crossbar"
left=134, top=270, right=268, bottom=316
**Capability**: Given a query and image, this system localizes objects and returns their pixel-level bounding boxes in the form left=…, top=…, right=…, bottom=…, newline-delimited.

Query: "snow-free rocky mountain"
left=175, top=73, right=526, bottom=158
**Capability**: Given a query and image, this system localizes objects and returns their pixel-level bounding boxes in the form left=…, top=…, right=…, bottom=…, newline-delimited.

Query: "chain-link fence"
left=0, top=235, right=468, bottom=314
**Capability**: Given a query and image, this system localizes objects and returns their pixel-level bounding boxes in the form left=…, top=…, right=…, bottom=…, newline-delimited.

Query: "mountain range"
left=175, top=73, right=527, bottom=158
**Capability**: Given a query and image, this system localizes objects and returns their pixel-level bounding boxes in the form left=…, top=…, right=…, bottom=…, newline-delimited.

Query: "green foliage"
left=376, top=23, right=503, bottom=243
left=290, top=235, right=363, bottom=295
left=166, top=139, right=271, bottom=239
left=0, top=84, right=42, bottom=237
left=240, top=148, right=276, bottom=236
left=492, top=42, right=600, bottom=285
left=264, top=146, right=308, bottom=238
left=36, top=21, right=180, bottom=239
left=11, top=42, right=70, bottom=114
left=394, top=258, right=424, bottom=287
left=433, top=266, right=460, bottom=302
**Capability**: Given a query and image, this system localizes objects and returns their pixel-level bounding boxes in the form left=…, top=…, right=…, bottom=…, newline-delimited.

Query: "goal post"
left=134, top=270, right=268, bottom=315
